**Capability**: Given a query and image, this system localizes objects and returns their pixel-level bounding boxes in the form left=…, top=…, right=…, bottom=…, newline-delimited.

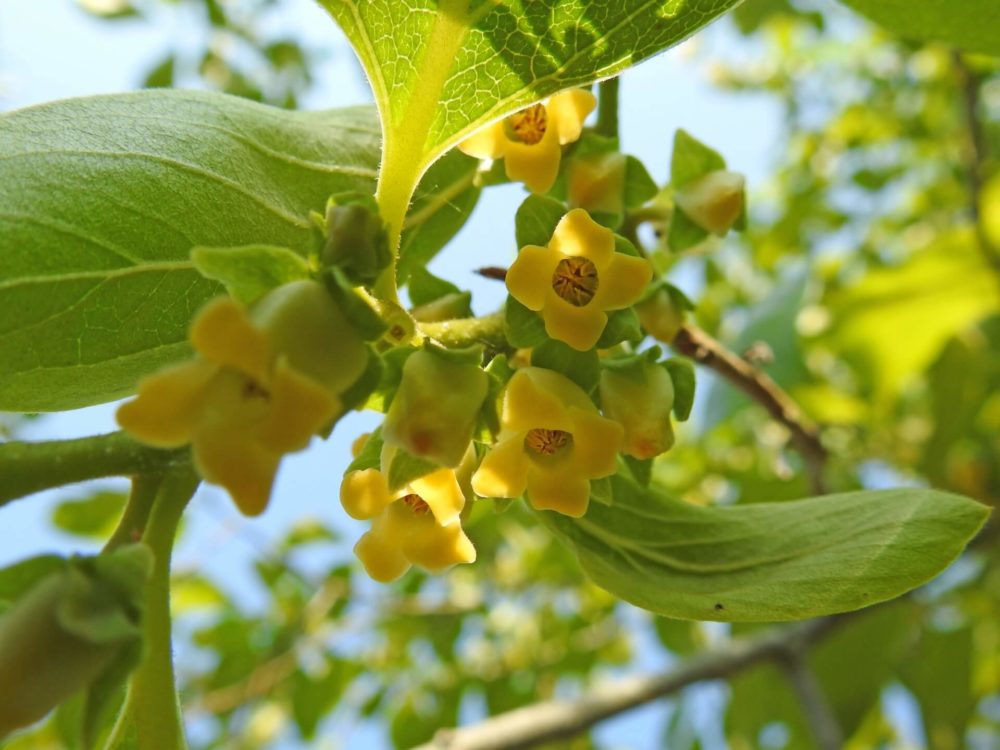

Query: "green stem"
left=103, top=474, right=165, bottom=553
left=419, top=311, right=507, bottom=350
left=595, top=77, right=620, bottom=139
left=0, top=432, right=189, bottom=507
left=104, top=468, right=199, bottom=750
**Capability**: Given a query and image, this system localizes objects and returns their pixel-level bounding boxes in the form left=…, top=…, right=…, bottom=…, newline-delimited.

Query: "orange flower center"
left=504, top=103, right=548, bottom=145
left=524, top=428, right=573, bottom=456
left=552, top=257, right=599, bottom=307
left=400, top=493, right=431, bottom=516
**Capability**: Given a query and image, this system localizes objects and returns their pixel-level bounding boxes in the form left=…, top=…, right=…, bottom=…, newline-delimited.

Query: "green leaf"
left=319, top=0, right=743, bottom=179
left=670, top=129, right=726, bottom=188
left=624, top=156, right=659, bottom=209
left=515, top=194, right=566, bottom=248
left=0, top=90, right=381, bottom=412
left=824, top=232, right=1000, bottom=405
left=398, top=150, right=481, bottom=282
left=837, top=0, right=1000, bottom=56
left=0, top=555, right=67, bottom=612
left=407, top=266, right=463, bottom=307
left=664, top=357, right=696, bottom=421
left=541, top=477, right=989, bottom=621
left=346, top=427, right=384, bottom=474
left=503, top=296, right=548, bottom=348
left=51, top=491, right=127, bottom=540
left=386, top=449, right=438, bottom=492
left=531, top=340, right=600, bottom=393
left=191, top=245, right=311, bottom=304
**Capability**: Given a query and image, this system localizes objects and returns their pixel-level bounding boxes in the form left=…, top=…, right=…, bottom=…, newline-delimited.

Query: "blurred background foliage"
left=2, top=0, right=999, bottom=748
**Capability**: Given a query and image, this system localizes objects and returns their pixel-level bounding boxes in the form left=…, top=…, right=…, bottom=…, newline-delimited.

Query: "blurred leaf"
left=837, top=0, right=1000, bottom=56
left=0, top=555, right=66, bottom=612
left=142, top=55, right=175, bottom=89
left=825, top=233, right=999, bottom=405
left=664, top=357, right=696, bottom=421
left=291, top=658, right=359, bottom=739
left=671, top=130, right=726, bottom=189
left=531, top=339, right=600, bottom=393
left=542, top=475, right=989, bottom=621
left=407, top=266, right=464, bottom=307
left=51, top=491, right=126, bottom=540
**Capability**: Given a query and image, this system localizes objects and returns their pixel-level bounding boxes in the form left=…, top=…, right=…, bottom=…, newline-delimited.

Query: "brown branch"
left=953, top=51, right=1000, bottom=274
left=672, top=324, right=828, bottom=494
left=416, top=617, right=845, bottom=750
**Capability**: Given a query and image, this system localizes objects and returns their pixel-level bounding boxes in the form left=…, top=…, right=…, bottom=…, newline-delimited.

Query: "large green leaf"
left=837, top=0, right=1000, bottom=56
left=0, top=90, right=380, bottom=411
left=318, top=0, right=743, bottom=235
left=541, top=476, right=989, bottom=621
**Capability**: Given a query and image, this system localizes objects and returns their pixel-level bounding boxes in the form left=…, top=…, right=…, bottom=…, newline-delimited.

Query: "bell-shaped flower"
left=506, top=209, right=652, bottom=351
left=118, top=280, right=368, bottom=516
left=674, top=169, right=745, bottom=236
left=635, top=286, right=686, bottom=344
left=600, top=359, right=676, bottom=460
left=340, top=466, right=476, bottom=582
left=458, top=89, right=596, bottom=194
left=471, top=367, right=622, bottom=518
left=382, top=348, right=488, bottom=468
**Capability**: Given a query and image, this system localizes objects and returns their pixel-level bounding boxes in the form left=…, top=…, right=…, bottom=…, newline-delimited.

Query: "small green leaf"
left=386, top=449, right=438, bottom=492
left=836, top=0, right=1000, bottom=56
left=671, top=129, right=727, bottom=188
left=503, top=296, right=547, bottom=349
left=0, top=555, right=67, bottom=611
left=541, top=477, right=990, bottom=621
left=595, top=308, right=643, bottom=349
left=664, top=358, right=696, bottom=422
left=624, top=156, right=659, bottom=209
left=531, top=340, right=600, bottom=393
left=515, top=195, right=566, bottom=248
left=407, top=266, right=463, bottom=307
left=51, top=491, right=126, bottom=540
left=668, top=202, right=710, bottom=251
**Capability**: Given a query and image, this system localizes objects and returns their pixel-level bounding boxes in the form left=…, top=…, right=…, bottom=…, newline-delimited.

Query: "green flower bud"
left=674, top=169, right=745, bottom=236
left=600, top=359, right=675, bottom=460
left=0, top=546, right=151, bottom=737
left=635, top=286, right=686, bottom=343
left=567, top=151, right=626, bottom=218
left=251, top=279, right=369, bottom=397
left=382, top=348, right=489, bottom=468
left=320, top=194, right=390, bottom=285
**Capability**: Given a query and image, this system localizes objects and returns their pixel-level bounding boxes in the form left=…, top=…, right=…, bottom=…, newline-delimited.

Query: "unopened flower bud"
left=674, top=169, right=745, bottom=236
left=382, top=348, right=488, bottom=467
left=635, top=286, right=686, bottom=343
left=0, top=546, right=151, bottom=737
left=600, top=360, right=675, bottom=460
left=320, top=195, right=390, bottom=285
left=568, top=151, right=626, bottom=217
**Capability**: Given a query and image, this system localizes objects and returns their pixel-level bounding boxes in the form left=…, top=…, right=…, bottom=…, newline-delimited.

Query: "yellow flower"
left=600, top=360, right=676, bottom=460
left=458, top=89, right=596, bottom=194
left=674, top=169, right=745, bottom=236
left=567, top=151, right=627, bottom=217
left=471, top=368, right=623, bottom=518
left=118, top=281, right=367, bottom=516
left=506, top=208, right=652, bottom=351
left=340, top=466, right=476, bottom=582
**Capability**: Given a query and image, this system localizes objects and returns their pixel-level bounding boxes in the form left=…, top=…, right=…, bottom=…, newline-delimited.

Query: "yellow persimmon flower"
left=471, top=367, right=623, bottom=518
left=340, top=466, right=476, bottom=582
left=458, top=89, right=596, bottom=194
left=118, top=281, right=367, bottom=516
left=506, top=208, right=652, bottom=351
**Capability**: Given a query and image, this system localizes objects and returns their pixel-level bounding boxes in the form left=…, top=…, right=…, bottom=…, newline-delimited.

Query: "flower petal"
left=116, top=360, right=216, bottom=447
left=471, top=434, right=530, bottom=499
left=525, top=465, right=591, bottom=517
left=355, top=520, right=411, bottom=583
left=549, top=208, right=615, bottom=268
left=190, top=297, right=271, bottom=382
left=506, top=244, right=559, bottom=311
left=542, top=294, right=607, bottom=351
left=192, top=427, right=280, bottom=516
left=458, top=121, right=507, bottom=160
left=592, top=255, right=652, bottom=310
left=396, top=509, right=477, bottom=572
left=549, top=89, right=597, bottom=145
left=256, top=358, right=339, bottom=453
left=568, top=407, right=623, bottom=479
left=409, top=468, right=466, bottom=527
left=341, top=468, right=393, bottom=520
left=504, top=137, right=561, bottom=194
left=502, top=368, right=573, bottom=431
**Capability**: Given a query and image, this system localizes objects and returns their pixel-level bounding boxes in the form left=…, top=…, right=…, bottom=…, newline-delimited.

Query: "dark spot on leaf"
left=714, top=603, right=724, bottom=611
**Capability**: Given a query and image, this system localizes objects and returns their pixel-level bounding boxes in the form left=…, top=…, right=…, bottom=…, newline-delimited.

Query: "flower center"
left=524, top=428, right=573, bottom=456
left=400, top=493, right=431, bottom=516
left=552, top=257, right=599, bottom=307
left=504, top=103, right=548, bottom=145
left=241, top=377, right=271, bottom=401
